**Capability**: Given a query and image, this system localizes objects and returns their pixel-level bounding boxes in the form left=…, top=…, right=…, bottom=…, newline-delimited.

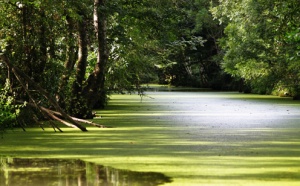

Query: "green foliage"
left=0, top=79, right=25, bottom=135
left=212, top=0, right=300, bottom=95
left=150, top=0, right=226, bottom=88
left=0, top=0, right=232, bottom=122
left=104, top=0, right=180, bottom=92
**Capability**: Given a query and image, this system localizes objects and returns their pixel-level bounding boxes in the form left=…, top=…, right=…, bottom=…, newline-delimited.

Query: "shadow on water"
left=0, top=157, right=172, bottom=186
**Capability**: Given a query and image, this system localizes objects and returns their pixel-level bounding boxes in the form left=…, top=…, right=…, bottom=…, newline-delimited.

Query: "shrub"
left=0, top=79, right=25, bottom=136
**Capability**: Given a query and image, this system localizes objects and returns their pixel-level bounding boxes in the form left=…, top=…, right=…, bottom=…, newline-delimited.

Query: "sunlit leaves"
left=169, top=36, right=206, bottom=51
left=0, top=79, right=26, bottom=134
left=212, top=0, right=300, bottom=96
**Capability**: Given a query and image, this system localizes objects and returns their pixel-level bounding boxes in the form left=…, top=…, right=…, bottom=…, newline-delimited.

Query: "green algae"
left=1, top=91, right=300, bottom=185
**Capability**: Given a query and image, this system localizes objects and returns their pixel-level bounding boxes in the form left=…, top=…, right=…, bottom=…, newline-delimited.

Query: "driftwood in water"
left=40, top=106, right=107, bottom=128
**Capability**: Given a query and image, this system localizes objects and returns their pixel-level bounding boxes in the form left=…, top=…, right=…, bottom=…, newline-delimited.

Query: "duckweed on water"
left=1, top=91, right=300, bottom=185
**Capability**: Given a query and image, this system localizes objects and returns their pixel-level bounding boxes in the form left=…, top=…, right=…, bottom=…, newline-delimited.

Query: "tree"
left=1, top=0, right=205, bottom=130
left=0, top=0, right=241, bottom=132
left=0, top=0, right=106, bottom=129
left=211, top=0, right=300, bottom=97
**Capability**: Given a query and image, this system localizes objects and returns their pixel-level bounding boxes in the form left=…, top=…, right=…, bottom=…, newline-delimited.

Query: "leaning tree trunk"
left=82, top=0, right=109, bottom=113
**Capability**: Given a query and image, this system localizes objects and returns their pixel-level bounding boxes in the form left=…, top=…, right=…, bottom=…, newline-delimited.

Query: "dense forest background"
left=0, top=0, right=299, bottom=130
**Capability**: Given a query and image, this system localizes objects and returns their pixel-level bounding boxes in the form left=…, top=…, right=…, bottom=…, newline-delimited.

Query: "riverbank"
left=1, top=91, right=300, bottom=185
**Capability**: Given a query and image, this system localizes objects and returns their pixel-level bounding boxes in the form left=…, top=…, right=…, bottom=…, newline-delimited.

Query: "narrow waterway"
left=141, top=91, right=300, bottom=157
left=1, top=91, right=300, bottom=185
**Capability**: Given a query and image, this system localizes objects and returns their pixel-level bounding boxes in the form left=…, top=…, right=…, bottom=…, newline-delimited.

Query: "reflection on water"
left=0, top=157, right=172, bottom=186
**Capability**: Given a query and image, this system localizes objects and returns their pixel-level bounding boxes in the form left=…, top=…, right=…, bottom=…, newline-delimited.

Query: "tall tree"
left=69, top=2, right=91, bottom=118
left=82, top=0, right=109, bottom=112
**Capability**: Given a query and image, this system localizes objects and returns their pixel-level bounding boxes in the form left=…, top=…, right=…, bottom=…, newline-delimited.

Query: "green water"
left=1, top=90, right=300, bottom=185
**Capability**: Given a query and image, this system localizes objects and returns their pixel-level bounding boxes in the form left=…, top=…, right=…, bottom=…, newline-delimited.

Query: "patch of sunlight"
left=269, top=141, right=300, bottom=145
left=4, top=167, right=50, bottom=172
left=103, top=112, right=167, bottom=116
left=164, top=141, right=217, bottom=145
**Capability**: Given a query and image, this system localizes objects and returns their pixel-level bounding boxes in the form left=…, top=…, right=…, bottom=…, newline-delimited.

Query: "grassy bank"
left=1, top=91, right=300, bottom=185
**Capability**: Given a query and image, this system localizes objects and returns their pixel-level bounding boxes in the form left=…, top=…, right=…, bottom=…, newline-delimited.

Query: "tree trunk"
left=83, top=0, right=108, bottom=111
left=69, top=11, right=90, bottom=118
left=37, top=8, right=47, bottom=79
left=56, top=15, right=77, bottom=107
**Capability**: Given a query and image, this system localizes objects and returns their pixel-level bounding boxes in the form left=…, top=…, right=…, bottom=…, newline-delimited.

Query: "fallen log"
left=41, top=106, right=107, bottom=128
